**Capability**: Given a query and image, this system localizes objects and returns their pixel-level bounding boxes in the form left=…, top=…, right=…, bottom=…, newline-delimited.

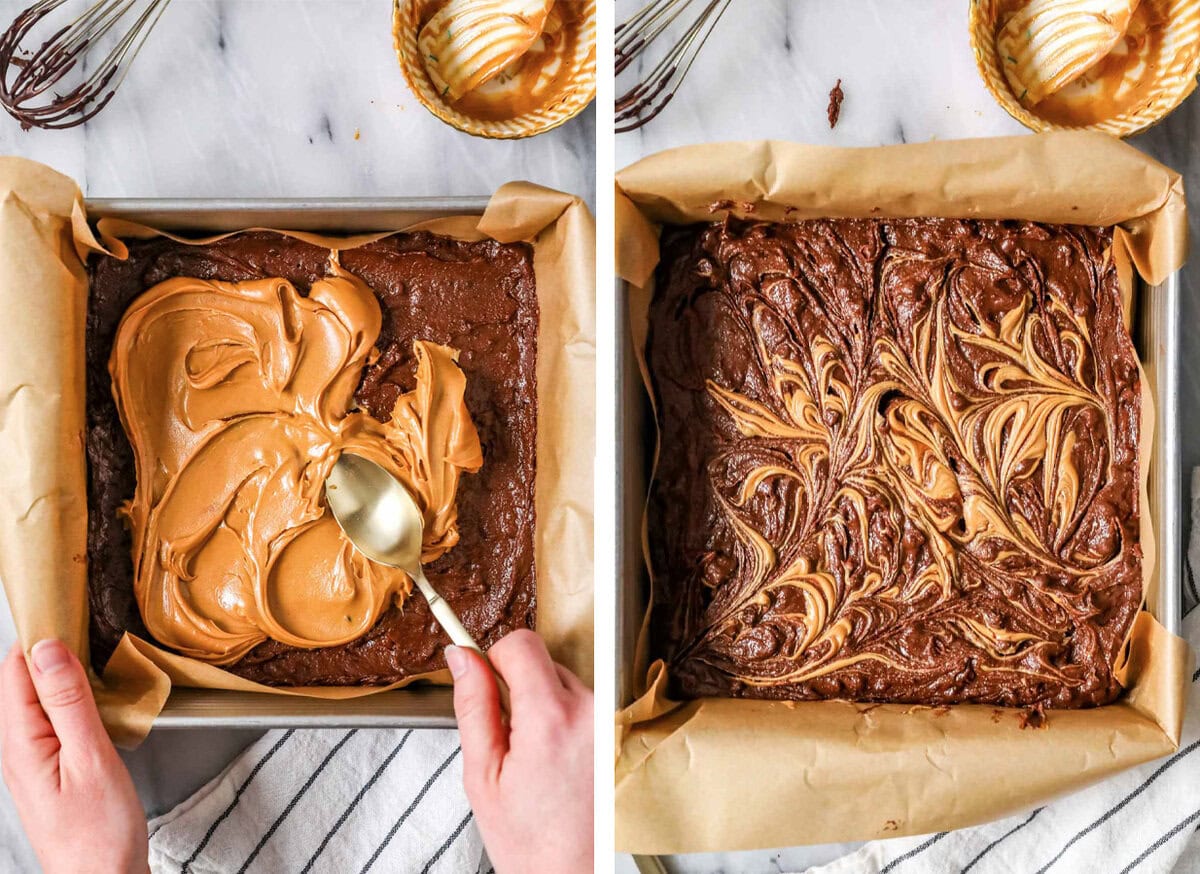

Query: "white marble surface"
left=0, top=1, right=593, bottom=871
left=0, top=0, right=595, bottom=202
left=616, top=1, right=1200, bottom=872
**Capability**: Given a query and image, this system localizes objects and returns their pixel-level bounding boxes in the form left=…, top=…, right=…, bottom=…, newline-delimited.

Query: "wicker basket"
left=394, top=0, right=596, bottom=139
left=969, top=0, right=1200, bottom=136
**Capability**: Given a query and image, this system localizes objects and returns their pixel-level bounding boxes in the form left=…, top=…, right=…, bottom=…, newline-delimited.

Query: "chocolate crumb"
left=1019, top=704, right=1047, bottom=730
left=828, top=78, right=844, bottom=128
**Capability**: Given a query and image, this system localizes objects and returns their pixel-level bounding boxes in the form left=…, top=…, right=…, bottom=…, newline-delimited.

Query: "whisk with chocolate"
left=0, top=0, right=170, bottom=130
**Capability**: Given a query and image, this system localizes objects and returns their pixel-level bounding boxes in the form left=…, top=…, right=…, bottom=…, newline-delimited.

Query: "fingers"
left=447, top=645, right=507, bottom=790
left=0, top=644, right=59, bottom=787
left=487, top=629, right=567, bottom=707
left=553, top=663, right=589, bottom=697
left=25, top=640, right=109, bottom=761
left=1, top=645, right=55, bottom=746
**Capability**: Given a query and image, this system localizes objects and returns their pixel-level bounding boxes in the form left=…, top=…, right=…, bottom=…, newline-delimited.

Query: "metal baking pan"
left=87, top=196, right=496, bottom=729
left=616, top=270, right=1183, bottom=707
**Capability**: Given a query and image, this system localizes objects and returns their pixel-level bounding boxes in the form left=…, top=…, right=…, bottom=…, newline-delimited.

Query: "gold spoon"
left=324, top=452, right=510, bottom=715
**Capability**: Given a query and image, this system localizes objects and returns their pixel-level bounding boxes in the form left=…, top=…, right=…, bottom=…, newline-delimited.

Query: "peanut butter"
left=109, top=260, right=481, bottom=664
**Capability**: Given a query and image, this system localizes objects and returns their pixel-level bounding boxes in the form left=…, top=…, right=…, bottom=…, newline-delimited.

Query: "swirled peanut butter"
left=649, top=218, right=1142, bottom=708
left=109, top=260, right=482, bottom=664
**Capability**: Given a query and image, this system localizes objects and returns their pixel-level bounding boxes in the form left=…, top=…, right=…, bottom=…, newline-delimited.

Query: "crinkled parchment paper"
left=0, top=161, right=594, bottom=747
left=614, top=133, right=1189, bottom=853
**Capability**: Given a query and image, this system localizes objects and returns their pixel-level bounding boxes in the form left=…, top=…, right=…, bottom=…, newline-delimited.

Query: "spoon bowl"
left=325, top=452, right=510, bottom=713
left=324, top=452, right=426, bottom=572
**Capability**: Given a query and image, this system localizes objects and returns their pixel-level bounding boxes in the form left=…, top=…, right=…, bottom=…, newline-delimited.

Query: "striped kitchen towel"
left=146, top=727, right=488, bottom=874
left=801, top=469, right=1200, bottom=874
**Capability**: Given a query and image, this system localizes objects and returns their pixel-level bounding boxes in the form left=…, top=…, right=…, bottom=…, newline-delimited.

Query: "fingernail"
left=30, top=639, right=70, bottom=675
left=445, top=645, right=468, bottom=680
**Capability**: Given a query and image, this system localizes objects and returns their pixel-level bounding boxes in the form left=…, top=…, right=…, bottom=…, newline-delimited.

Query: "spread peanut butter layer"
left=109, top=260, right=482, bottom=664
left=649, top=218, right=1142, bottom=708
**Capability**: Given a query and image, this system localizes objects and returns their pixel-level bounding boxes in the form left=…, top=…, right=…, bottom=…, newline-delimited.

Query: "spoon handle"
left=413, top=569, right=512, bottom=716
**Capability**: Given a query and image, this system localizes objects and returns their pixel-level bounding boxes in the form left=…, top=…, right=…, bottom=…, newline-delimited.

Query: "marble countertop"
left=0, top=1, right=592, bottom=871
left=616, top=0, right=1200, bottom=872
left=0, top=0, right=595, bottom=202
left=0, top=0, right=1196, bottom=870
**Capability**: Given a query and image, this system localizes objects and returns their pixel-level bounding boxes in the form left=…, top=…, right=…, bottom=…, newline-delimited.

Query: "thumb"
left=27, top=639, right=109, bottom=755
left=447, top=645, right=506, bottom=789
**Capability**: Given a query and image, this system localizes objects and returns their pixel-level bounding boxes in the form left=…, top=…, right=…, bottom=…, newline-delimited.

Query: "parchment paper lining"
left=614, top=134, right=1189, bottom=854
left=0, top=164, right=594, bottom=747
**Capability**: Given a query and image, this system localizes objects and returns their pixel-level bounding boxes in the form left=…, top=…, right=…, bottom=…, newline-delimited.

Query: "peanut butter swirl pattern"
left=110, top=260, right=482, bottom=664
left=648, top=218, right=1142, bottom=708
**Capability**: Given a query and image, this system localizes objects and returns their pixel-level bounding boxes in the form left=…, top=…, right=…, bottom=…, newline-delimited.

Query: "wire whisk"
left=616, top=0, right=731, bottom=133
left=0, top=0, right=172, bottom=130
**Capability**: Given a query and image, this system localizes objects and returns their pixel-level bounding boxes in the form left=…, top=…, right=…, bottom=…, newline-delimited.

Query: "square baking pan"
left=616, top=269, right=1183, bottom=706
left=87, top=196, right=497, bottom=729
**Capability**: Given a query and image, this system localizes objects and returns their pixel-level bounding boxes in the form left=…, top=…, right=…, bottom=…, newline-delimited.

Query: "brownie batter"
left=86, top=231, right=538, bottom=685
left=648, top=218, right=1142, bottom=708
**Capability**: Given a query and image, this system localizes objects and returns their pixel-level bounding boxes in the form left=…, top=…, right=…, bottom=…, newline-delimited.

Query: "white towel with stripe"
left=801, top=469, right=1200, bottom=874
left=146, top=727, right=488, bottom=874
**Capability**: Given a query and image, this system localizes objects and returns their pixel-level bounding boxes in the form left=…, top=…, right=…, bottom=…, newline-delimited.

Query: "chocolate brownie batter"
left=648, top=218, right=1142, bottom=708
left=86, top=231, right=538, bottom=685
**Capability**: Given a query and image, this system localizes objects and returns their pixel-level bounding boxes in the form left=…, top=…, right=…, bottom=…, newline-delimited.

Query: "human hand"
left=448, top=630, right=593, bottom=874
left=0, top=641, right=148, bottom=874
